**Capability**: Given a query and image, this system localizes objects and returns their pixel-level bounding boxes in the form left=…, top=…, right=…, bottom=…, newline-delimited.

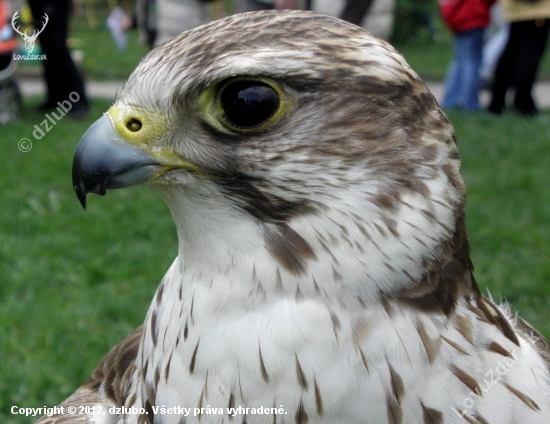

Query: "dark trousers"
left=28, top=0, right=88, bottom=109
left=489, top=19, right=550, bottom=114
left=340, top=0, right=373, bottom=26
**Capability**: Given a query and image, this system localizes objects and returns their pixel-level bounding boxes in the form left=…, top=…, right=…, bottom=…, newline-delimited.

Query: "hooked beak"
left=72, top=114, right=160, bottom=209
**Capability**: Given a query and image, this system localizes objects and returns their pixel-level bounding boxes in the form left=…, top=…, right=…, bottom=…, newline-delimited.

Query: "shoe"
left=513, top=107, right=538, bottom=117
left=487, top=103, right=504, bottom=115
left=487, top=95, right=506, bottom=115
left=35, top=101, right=57, bottom=113
left=513, top=99, right=538, bottom=117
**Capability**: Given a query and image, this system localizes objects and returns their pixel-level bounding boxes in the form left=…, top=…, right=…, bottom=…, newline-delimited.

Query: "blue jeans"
left=442, top=28, right=485, bottom=111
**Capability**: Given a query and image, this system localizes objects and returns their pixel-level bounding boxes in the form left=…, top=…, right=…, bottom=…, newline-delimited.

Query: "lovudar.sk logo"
left=11, top=10, right=48, bottom=60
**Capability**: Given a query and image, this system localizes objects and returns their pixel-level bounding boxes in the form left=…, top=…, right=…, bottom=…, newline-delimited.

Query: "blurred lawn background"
left=13, top=3, right=550, bottom=82
left=2, top=3, right=550, bottom=424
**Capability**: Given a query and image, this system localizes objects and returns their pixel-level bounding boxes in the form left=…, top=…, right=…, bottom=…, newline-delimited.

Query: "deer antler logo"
left=12, top=10, right=49, bottom=54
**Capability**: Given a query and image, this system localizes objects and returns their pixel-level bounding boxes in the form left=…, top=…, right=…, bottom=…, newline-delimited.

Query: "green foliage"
left=391, top=0, right=439, bottom=44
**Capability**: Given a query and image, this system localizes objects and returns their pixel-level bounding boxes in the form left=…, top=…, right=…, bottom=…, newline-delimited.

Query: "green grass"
left=0, top=99, right=177, bottom=423
left=451, top=111, right=550, bottom=333
left=395, top=36, right=454, bottom=81
left=0, top=101, right=549, bottom=423
left=73, top=24, right=149, bottom=81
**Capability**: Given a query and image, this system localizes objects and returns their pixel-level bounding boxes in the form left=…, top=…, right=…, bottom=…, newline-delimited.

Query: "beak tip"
left=73, top=178, right=111, bottom=210
left=74, top=181, right=88, bottom=210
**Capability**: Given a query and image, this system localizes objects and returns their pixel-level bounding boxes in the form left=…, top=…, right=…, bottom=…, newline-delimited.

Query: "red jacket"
left=440, top=0, right=495, bottom=32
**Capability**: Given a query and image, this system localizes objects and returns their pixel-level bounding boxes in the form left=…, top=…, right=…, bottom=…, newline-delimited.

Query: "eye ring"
left=218, top=79, right=282, bottom=131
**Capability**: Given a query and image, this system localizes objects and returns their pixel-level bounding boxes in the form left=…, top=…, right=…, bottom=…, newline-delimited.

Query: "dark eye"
left=220, top=80, right=280, bottom=129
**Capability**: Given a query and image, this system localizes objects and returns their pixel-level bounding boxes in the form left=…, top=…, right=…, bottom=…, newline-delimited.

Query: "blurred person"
left=487, top=0, right=550, bottom=116
left=440, top=0, right=495, bottom=111
left=234, top=0, right=272, bottom=12
left=154, top=0, right=209, bottom=47
left=480, top=3, right=509, bottom=88
left=0, top=0, right=22, bottom=124
left=234, top=0, right=305, bottom=13
left=274, top=0, right=302, bottom=7
left=28, top=0, right=88, bottom=119
left=340, top=0, right=373, bottom=26
left=313, top=0, right=395, bottom=41
left=136, top=0, right=156, bottom=49
left=106, top=6, right=132, bottom=51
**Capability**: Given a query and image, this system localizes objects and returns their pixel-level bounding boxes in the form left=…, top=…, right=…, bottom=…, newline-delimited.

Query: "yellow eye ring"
left=200, top=77, right=289, bottom=135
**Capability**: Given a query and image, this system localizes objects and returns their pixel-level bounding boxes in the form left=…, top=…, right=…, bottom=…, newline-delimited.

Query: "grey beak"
left=72, top=114, right=159, bottom=209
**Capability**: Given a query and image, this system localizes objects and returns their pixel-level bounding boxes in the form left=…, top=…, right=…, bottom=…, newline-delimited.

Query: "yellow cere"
left=106, top=105, right=202, bottom=174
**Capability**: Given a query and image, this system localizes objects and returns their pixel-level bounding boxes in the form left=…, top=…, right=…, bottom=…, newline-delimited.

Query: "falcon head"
left=73, top=10, right=469, bottom=310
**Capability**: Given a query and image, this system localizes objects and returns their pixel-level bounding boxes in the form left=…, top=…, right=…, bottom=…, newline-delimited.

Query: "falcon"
left=38, top=10, right=550, bottom=424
